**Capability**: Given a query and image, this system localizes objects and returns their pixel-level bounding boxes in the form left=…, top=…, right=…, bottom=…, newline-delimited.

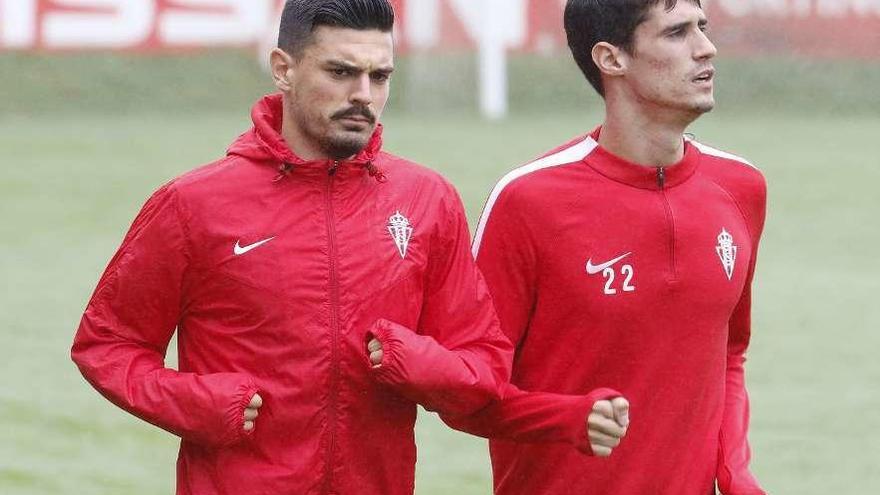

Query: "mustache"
left=331, top=106, right=376, bottom=124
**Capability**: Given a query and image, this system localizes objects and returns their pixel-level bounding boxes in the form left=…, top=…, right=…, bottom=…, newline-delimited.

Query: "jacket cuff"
left=366, top=319, right=404, bottom=381
left=219, top=380, right=259, bottom=446
left=571, top=387, right=623, bottom=456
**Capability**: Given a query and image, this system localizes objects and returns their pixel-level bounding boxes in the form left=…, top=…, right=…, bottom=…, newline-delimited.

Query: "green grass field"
left=2, top=53, right=879, bottom=494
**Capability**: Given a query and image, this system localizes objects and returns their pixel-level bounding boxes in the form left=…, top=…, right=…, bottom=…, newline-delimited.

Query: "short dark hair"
left=278, top=0, right=395, bottom=56
left=565, top=0, right=701, bottom=96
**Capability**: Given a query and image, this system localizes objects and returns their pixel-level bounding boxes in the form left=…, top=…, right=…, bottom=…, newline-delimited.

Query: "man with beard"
left=72, top=1, right=518, bottom=494
left=447, top=1, right=769, bottom=494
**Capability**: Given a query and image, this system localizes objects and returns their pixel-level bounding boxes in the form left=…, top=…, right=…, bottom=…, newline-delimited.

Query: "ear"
left=591, top=41, right=627, bottom=79
left=270, top=48, right=295, bottom=92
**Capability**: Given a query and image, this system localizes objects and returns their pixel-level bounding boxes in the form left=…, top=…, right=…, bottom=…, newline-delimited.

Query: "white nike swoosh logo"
left=234, top=237, right=275, bottom=256
left=586, top=252, right=632, bottom=275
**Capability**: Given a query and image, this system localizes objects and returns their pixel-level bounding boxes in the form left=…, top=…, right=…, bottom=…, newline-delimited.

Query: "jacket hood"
left=227, top=93, right=384, bottom=168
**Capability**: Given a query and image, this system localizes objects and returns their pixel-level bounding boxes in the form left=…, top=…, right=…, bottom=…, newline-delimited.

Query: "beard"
left=295, top=107, right=377, bottom=160
left=324, top=105, right=377, bottom=159
left=293, top=104, right=377, bottom=160
left=319, top=131, right=372, bottom=160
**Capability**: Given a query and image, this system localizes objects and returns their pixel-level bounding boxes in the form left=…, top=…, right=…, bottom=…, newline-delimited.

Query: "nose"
left=349, top=73, right=373, bottom=107
left=694, top=29, right=717, bottom=60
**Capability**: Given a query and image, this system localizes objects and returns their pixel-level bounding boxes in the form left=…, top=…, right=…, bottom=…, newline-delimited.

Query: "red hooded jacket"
left=71, top=94, right=512, bottom=495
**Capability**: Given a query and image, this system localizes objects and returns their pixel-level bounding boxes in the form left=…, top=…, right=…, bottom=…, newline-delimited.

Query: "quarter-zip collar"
left=583, top=127, right=699, bottom=190
left=227, top=93, right=385, bottom=181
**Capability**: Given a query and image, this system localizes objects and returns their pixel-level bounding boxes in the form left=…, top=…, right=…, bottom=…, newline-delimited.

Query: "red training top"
left=452, top=129, right=767, bottom=495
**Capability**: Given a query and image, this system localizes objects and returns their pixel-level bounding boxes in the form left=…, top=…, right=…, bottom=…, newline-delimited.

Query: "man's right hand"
left=243, top=393, right=263, bottom=432
left=587, top=397, right=629, bottom=457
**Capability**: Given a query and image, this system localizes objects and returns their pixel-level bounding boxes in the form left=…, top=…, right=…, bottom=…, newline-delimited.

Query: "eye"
left=371, top=73, right=391, bottom=83
left=330, top=68, right=350, bottom=77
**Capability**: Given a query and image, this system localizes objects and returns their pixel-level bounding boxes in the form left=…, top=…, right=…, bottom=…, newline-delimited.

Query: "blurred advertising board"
left=1, top=0, right=878, bottom=58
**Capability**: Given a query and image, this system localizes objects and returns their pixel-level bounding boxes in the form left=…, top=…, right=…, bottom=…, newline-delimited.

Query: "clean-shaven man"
left=450, top=1, right=768, bottom=493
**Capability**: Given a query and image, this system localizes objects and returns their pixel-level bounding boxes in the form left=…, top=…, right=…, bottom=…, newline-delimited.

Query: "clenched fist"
left=243, top=393, right=263, bottom=432
left=587, top=397, right=629, bottom=457
left=367, top=338, right=383, bottom=367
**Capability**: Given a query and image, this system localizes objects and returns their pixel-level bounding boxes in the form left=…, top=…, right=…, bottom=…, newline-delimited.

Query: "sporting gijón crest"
left=716, top=228, right=737, bottom=280
left=387, top=211, right=414, bottom=259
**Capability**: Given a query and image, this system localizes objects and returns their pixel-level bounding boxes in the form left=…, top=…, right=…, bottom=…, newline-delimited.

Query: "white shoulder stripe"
left=472, top=136, right=599, bottom=258
left=690, top=140, right=757, bottom=169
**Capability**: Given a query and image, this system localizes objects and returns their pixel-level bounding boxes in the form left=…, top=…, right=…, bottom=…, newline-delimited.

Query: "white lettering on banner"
left=160, top=0, right=272, bottom=45
left=0, top=0, right=37, bottom=48
left=790, top=0, right=813, bottom=16
left=818, top=0, right=850, bottom=16
left=710, top=0, right=793, bottom=17
left=819, top=0, right=880, bottom=16
left=43, top=0, right=155, bottom=48
left=711, top=0, right=880, bottom=17
left=860, top=0, right=880, bottom=15
left=2, top=0, right=879, bottom=51
left=405, top=0, right=526, bottom=49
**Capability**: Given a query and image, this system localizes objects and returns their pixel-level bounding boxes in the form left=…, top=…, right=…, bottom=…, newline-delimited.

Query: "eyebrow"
left=324, top=60, right=395, bottom=74
left=662, top=18, right=708, bottom=34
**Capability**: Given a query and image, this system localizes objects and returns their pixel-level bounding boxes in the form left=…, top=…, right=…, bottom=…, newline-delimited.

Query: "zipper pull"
left=365, top=162, right=388, bottom=183
left=328, top=160, right=339, bottom=176
left=657, top=167, right=666, bottom=189
left=273, top=162, right=293, bottom=183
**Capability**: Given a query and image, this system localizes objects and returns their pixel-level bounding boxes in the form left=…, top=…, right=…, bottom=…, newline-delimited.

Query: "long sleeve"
left=71, top=184, right=258, bottom=447
left=443, top=383, right=620, bottom=454
left=443, top=181, right=620, bottom=454
left=369, top=183, right=513, bottom=416
left=717, top=178, right=767, bottom=495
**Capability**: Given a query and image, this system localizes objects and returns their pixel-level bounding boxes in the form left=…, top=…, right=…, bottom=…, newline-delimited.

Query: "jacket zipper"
left=657, top=167, right=678, bottom=281
left=323, top=160, right=340, bottom=493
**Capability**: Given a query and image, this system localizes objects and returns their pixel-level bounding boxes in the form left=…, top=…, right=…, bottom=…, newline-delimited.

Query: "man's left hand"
left=367, top=338, right=383, bottom=366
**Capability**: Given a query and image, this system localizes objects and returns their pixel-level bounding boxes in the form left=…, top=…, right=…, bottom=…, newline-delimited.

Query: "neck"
left=599, top=91, right=697, bottom=167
